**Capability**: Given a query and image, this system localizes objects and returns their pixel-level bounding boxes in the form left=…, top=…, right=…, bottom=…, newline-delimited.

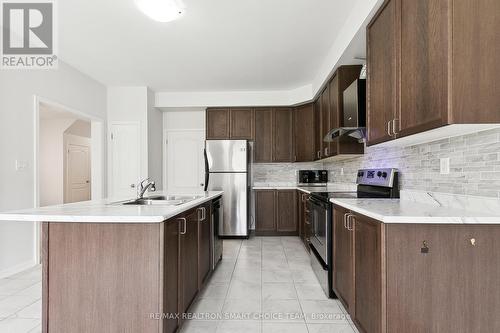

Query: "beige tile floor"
left=0, top=237, right=359, bottom=333
left=181, top=236, right=359, bottom=333
left=0, top=265, right=42, bottom=333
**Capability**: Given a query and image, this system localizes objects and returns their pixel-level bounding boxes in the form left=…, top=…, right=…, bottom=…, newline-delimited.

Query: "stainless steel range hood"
left=324, top=127, right=366, bottom=143
left=324, top=78, right=366, bottom=143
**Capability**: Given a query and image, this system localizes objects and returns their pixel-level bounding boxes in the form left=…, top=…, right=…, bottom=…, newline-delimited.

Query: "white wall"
left=147, top=88, right=163, bottom=189
left=0, top=61, right=107, bottom=278
left=39, top=118, right=76, bottom=206
left=163, top=108, right=206, bottom=130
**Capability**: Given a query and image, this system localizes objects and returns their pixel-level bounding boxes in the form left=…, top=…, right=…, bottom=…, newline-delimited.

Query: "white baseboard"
left=0, top=259, right=38, bottom=279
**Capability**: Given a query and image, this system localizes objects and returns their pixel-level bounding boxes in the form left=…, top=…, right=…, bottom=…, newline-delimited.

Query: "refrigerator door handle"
left=204, top=148, right=209, bottom=192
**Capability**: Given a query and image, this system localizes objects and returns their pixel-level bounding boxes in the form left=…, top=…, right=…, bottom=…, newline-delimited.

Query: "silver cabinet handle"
left=202, top=207, right=206, bottom=221
left=392, top=118, right=399, bottom=135
left=343, top=213, right=349, bottom=229
left=178, top=218, right=187, bottom=234
left=387, top=120, right=393, bottom=137
left=317, top=151, right=321, bottom=159
left=347, top=215, right=355, bottom=231
left=197, top=208, right=203, bottom=221
left=324, top=147, right=329, bottom=156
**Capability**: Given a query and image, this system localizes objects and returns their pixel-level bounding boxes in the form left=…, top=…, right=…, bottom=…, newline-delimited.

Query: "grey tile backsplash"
left=253, top=128, right=500, bottom=198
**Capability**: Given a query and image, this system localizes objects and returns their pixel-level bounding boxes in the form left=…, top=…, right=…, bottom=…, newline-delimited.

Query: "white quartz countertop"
left=330, top=198, right=500, bottom=224
left=0, top=191, right=223, bottom=223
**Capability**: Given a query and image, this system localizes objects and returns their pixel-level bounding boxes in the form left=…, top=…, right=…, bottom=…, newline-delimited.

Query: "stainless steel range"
left=308, top=168, right=399, bottom=298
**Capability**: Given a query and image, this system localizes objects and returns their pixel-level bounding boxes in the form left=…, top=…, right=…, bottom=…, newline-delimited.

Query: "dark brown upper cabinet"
left=230, top=108, right=254, bottom=139
left=313, top=99, right=322, bottom=160
left=206, top=108, right=230, bottom=139
left=329, top=66, right=364, bottom=156
left=254, top=108, right=274, bottom=163
left=273, top=107, right=294, bottom=162
left=367, top=0, right=398, bottom=146
left=319, top=86, right=331, bottom=158
left=398, top=0, right=449, bottom=138
left=206, top=108, right=254, bottom=140
left=254, top=108, right=294, bottom=163
left=367, top=0, right=500, bottom=146
left=294, top=103, right=316, bottom=162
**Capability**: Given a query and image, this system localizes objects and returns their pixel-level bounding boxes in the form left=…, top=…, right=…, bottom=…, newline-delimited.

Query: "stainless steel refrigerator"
left=204, top=140, right=250, bottom=237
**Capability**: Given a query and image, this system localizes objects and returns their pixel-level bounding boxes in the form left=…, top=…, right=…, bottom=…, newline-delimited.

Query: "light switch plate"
left=15, top=160, right=28, bottom=171
left=440, top=158, right=450, bottom=175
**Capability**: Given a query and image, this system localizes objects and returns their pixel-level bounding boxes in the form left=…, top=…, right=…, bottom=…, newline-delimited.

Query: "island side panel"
left=385, top=224, right=500, bottom=333
left=42, top=222, right=163, bottom=333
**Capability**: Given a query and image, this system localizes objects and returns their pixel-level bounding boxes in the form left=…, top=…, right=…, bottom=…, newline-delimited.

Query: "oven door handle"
left=309, top=243, right=328, bottom=270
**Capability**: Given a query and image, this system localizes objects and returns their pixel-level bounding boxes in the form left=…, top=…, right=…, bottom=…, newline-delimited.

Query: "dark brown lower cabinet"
left=353, top=214, right=382, bottom=333
left=276, top=190, right=297, bottom=232
left=298, top=191, right=311, bottom=250
left=198, top=203, right=211, bottom=288
left=180, top=209, right=199, bottom=315
left=255, top=189, right=297, bottom=236
left=164, top=220, right=180, bottom=333
left=332, top=206, right=354, bottom=314
left=332, top=206, right=500, bottom=333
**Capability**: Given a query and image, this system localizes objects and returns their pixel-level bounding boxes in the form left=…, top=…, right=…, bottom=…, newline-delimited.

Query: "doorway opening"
left=39, top=104, right=92, bottom=205
left=34, top=96, right=104, bottom=262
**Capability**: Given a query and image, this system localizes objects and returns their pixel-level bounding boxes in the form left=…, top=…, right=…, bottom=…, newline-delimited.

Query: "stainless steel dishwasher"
left=211, top=197, right=223, bottom=269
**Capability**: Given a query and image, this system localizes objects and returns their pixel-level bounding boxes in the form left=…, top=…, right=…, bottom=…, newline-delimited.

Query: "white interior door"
left=65, top=142, right=91, bottom=203
left=166, top=130, right=205, bottom=193
left=63, top=134, right=92, bottom=204
left=110, top=122, right=140, bottom=197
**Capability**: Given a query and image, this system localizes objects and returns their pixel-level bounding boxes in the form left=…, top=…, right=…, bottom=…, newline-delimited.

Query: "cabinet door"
left=230, top=108, right=254, bottom=139
left=367, top=0, right=397, bottom=146
left=313, top=99, right=322, bottom=160
left=328, top=75, right=339, bottom=156
left=273, top=108, right=294, bottom=162
left=320, top=87, right=331, bottom=157
left=294, top=104, right=316, bottom=162
left=255, top=190, right=276, bottom=234
left=276, top=190, right=297, bottom=233
left=254, top=108, right=273, bottom=163
left=332, top=206, right=354, bottom=313
left=386, top=224, right=500, bottom=333
left=164, top=220, right=180, bottom=333
left=399, top=0, right=449, bottom=137
left=198, top=204, right=211, bottom=288
left=206, top=108, right=230, bottom=139
left=452, top=0, right=500, bottom=123
left=353, top=214, right=382, bottom=333
left=180, top=209, right=199, bottom=313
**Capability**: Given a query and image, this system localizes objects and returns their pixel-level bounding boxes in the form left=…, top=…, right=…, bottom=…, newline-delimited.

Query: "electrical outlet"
left=440, top=158, right=450, bottom=175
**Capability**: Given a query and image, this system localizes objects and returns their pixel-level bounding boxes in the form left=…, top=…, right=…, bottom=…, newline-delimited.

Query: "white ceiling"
left=59, top=0, right=366, bottom=92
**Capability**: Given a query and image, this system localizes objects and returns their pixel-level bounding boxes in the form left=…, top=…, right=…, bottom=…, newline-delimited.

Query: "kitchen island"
left=0, top=191, right=223, bottom=333
left=330, top=195, right=500, bottom=333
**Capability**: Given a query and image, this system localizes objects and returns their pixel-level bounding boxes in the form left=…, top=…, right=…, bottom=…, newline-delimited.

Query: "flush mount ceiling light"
left=135, top=0, right=185, bottom=22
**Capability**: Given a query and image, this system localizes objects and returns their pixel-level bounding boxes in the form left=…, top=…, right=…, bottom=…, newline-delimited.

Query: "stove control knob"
left=358, top=171, right=364, bottom=177
left=377, top=171, right=382, bottom=178
left=382, top=172, right=388, bottom=178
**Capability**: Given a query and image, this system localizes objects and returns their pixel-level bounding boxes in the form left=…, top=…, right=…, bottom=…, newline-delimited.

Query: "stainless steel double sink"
left=117, top=195, right=203, bottom=206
